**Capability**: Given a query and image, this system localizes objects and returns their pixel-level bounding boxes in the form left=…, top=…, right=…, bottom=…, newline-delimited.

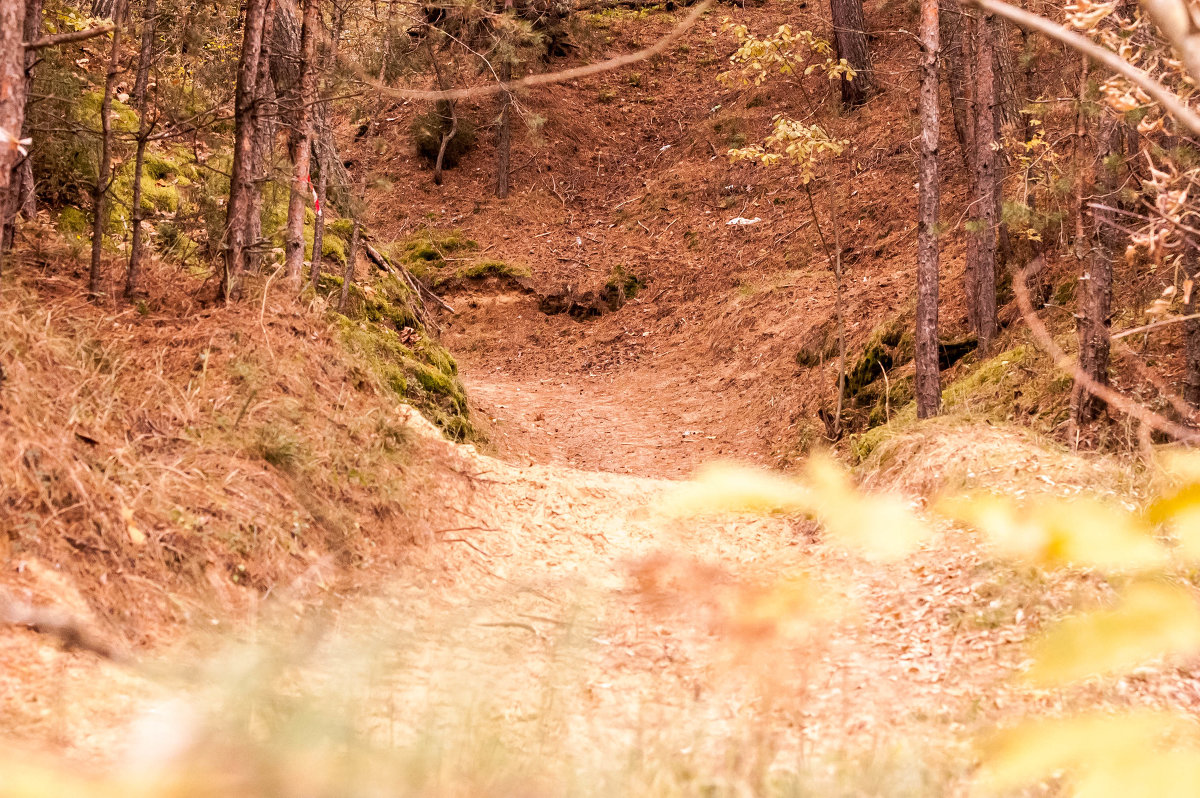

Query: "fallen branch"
left=1014, top=267, right=1200, bottom=443
left=364, top=242, right=455, bottom=314
left=24, top=25, right=115, bottom=50
left=0, top=590, right=131, bottom=665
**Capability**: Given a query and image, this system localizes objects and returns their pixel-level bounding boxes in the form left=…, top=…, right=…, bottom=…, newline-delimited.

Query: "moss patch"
left=328, top=274, right=474, bottom=441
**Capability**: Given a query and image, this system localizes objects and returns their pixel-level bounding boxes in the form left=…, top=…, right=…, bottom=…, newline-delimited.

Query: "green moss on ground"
left=325, top=273, right=475, bottom=441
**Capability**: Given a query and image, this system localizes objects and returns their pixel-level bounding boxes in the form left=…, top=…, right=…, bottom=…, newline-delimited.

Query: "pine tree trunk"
left=88, top=0, right=125, bottom=299
left=829, top=0, right=875, bottom=107
left=283, top=0, right=318, bottom=288
left=495, top=59, right=512, bottom=199
left=915, top=0, right=941, bottom=419
left=968, top=7, right=997, bottom=350
left=1185, top=257, right=1200, bottom=410
left=222, top=0, right=269, bottom=301
left=2, top=0, right=39, bottom=257
left=307, top=5, right=343, bottom=293
left=339, top=217, right=361, bottom=312
left=309, top=150, right=327, bottom=290
left=124, top=0, right=157, bottom=300
left=247, top=0, right=277, bottom=275
left=940, top=2, right=972, bottom=170
left=1070, top=117, right=1115, bottom=434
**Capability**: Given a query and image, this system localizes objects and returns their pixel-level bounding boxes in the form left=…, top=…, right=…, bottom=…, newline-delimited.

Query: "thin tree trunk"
left=124, top=0, right=157, bottom=300
left=307, top=4, right=343, bottom=293
left=309, top=151, right=327, bottom=290
left=1070, top=85, right=1114, bottom=436
left=495, top=58, right=512, bottom=199
left=968, top=6, right=998, bottom=349
left=916, top=0, right=941, bottom=419
left=247, top=0, right=276, bottom=275
left=941, top=3, right=972, bottom=170
left=222, top=0, right=269, bottom=301
left=339, top=217, right=361, bottom=312
left=427, top=44, right=456, bottom=187
left=2, top=0, right=40, bottom=257
left=829, top=0, right=875, bottom=107
left=830, top=184, right=846, bottom=435
left=283, top=0, right=318, bottom=288
left=1185, top=254, right=1200, bottom=410
left=88, top=0, right=125, bottom=299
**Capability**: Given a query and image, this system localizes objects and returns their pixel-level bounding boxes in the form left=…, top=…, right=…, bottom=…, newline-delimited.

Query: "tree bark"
left=88, top=0, right=125, bottom=299
left=221, top=0, right=269, bottom=301
left=2, top=0, right=39, bottom=258
left=124, top=0, right=157, bottom=300
left=308, top=151, right=327, bottom=290
left=308, top=3, right=344, bottom=293
left=829, top=0, right=875, bottom=107
left=967, top=6, right=998, bottom=350
left=940, top=3, right=972, bottom=170
left=247, top=0, right=277, bottom=275
left=495, top=58, right=513, bottom=199
left=916, top=0, right=941, bottom=419
left=1185, top=255, right=1200, bottom=410
left=339, top=217, right=361, bottom=312
left=1069, top=76, right=1115, bottom=436
left=283, top=0, right=319, bottom=288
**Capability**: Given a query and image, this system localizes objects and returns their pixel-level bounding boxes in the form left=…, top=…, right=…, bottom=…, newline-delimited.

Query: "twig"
left=1111, top=312, right=1200, bottom=341
left=1014, top=267, right=1200, bottom=443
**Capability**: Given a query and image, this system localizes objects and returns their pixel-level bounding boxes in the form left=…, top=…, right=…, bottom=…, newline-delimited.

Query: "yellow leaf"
left=667, top=462, right=813, bottom=517
left=976, top=711, right=1195, bottom=794
left=805, top=454, right=930, bottom=560
left=940, top=494, right=1165, bottom=571
left=1024, top=581, right=1200, bottom=687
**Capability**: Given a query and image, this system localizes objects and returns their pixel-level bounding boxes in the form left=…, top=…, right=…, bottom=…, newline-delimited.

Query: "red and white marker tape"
left=305, top=173, right=321, bottom=217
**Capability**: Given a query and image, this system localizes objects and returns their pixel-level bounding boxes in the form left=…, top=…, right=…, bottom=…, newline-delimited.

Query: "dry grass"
left=0, top=258, right=464, bottom=644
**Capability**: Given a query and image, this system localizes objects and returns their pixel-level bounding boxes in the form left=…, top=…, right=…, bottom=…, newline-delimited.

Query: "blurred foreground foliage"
left=6, top=451, right=1200, bottom=796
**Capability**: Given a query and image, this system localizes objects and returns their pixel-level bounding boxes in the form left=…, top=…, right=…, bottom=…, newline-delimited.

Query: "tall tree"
left=829, top=0, right=875, bottom=107
left=940, top=4, right=972, bottom=169
left=966, top=5, right=998, bottom=349
left=221, top=0, right=270, bottom=301
left=308, top=1, right=346, bottom=294
left=246, top=0, right=277, bottom=275
left=124, top=0, right=158, bottom=300
left=282, top=0, right=319, bottom=288
left=1185, top=254, right=1200, bottom=410
left=494, top=57, right=513, bottom=199
left=2, top=0, right=40, bottom=256
left=88, top=0, right=125, bottom=298
left=915, top=0, right=941, bottom=418
left=0, top=0, right=26, bottom=279
left=1069, top=62, right=1115, bottom=437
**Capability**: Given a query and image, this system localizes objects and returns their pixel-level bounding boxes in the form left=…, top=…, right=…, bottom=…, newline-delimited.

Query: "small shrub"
left=410, top=101, right=477, bottom=168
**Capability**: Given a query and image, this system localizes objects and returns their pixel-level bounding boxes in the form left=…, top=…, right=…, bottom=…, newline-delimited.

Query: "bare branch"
left=352, top=0, right=713, bottom=102
left=1111, top=312, right=1200, bottom=341
left=965, top=0, right=1200, bottom=138
left=24, top=25, right=115, bottom=51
